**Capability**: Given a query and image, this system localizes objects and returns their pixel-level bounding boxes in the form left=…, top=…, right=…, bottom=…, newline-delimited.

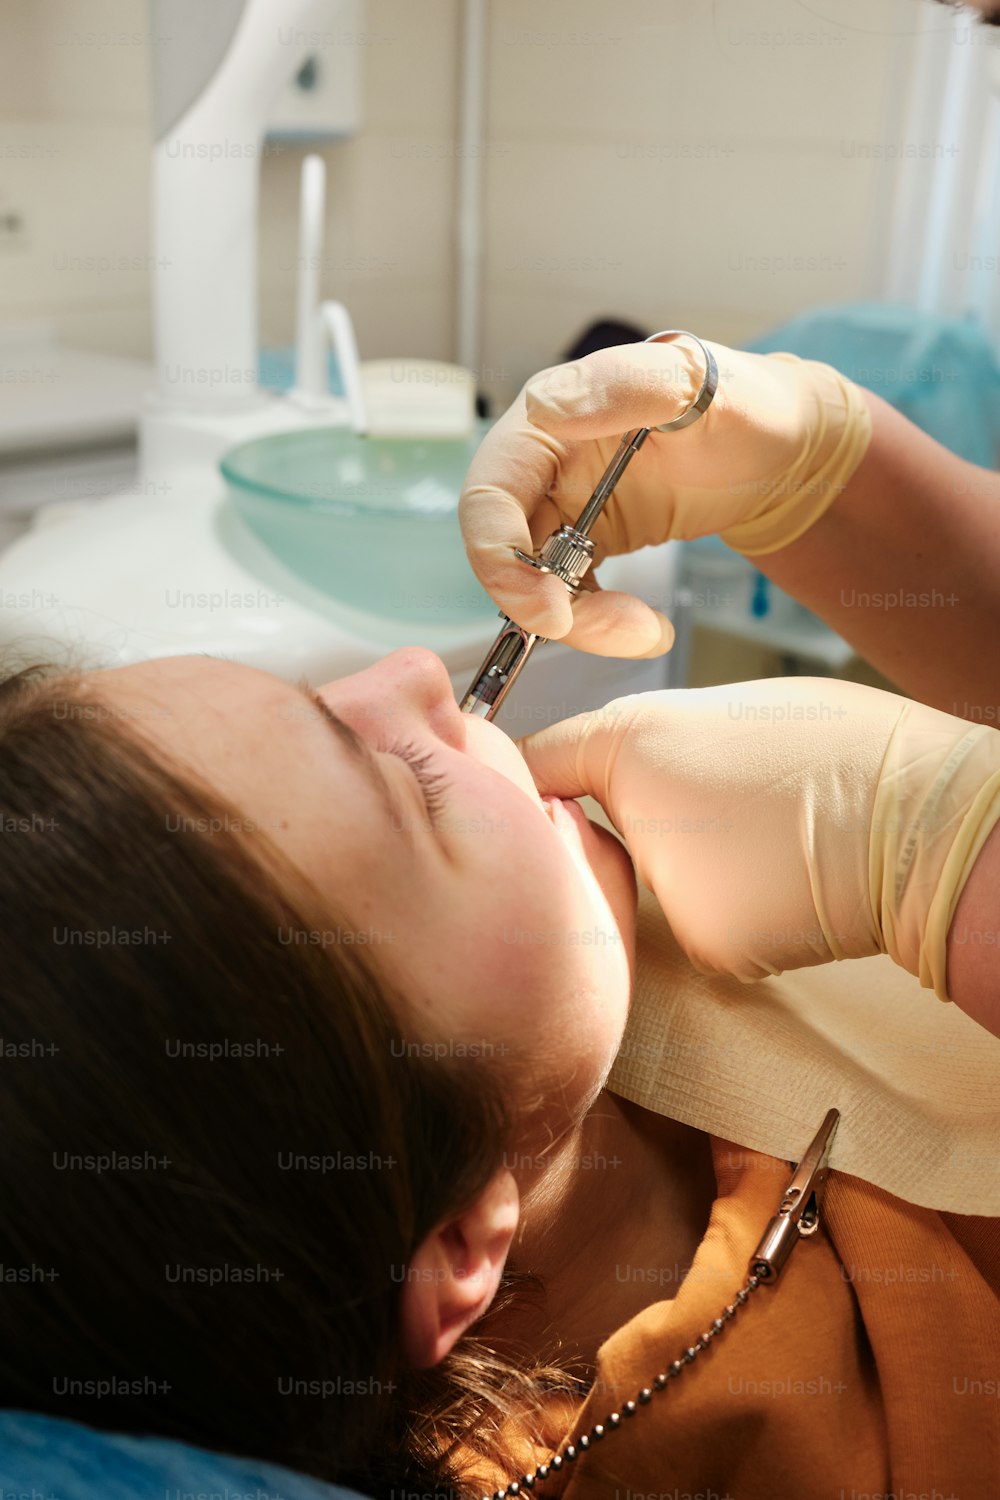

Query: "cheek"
left=462, top=717, right=543, bottom=807
left=469, top=798, right=631, bottom=982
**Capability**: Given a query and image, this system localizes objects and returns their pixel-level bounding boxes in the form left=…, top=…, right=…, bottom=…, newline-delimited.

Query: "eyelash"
left=297, top=676, right=451, bottom=825
left=385, top=739, right=450, bottom=820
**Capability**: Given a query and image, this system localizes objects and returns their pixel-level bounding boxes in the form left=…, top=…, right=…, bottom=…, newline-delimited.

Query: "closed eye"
left=384, top=739, right=451, bottom=823
left=294, top=676, right=452, bottom=829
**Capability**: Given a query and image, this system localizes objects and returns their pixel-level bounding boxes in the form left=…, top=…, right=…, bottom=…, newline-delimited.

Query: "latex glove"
left=460, top=338, right=872, bottom=658
left=518, top=677, right=1000, bottom=999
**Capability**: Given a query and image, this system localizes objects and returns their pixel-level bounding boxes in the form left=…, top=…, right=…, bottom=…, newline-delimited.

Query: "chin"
left=564, top=810, right=638, bottom=986
left=572, top=802, right=637, bottom=943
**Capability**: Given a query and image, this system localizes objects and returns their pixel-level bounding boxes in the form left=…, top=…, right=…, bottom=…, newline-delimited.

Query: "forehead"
left=100, top=656, right=261, bottom=694
left=94, top=656, right=287, bottom=718
left=90, top=658, right=311, bottom=762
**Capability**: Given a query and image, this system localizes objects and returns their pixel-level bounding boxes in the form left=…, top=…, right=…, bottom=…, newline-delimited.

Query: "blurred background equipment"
left=0, top=0, right=998, bottom=713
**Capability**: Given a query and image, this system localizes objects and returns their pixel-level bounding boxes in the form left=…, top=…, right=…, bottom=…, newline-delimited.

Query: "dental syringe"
left=459, top=330, right=718, bottom=721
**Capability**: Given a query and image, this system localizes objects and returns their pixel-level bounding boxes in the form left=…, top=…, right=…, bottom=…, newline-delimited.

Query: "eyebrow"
left=293, top=681, right=410, bottom=836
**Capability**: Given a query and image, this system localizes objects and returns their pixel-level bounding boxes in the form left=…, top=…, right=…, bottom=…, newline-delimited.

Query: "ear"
left=398, top=1166, right=519, bottom=1369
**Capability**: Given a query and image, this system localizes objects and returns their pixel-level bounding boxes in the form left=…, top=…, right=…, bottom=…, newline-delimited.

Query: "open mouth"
left=541, top=793, right=588, bottom=830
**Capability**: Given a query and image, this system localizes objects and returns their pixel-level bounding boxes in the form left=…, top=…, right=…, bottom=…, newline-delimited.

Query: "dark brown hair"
left=0, top=661, right=581, bottom=1498
left=936, top=0, right=1000, bottom=23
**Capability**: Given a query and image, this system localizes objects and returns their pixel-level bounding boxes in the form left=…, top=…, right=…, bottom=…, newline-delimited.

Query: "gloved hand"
left=518, top=677, right=1000, bottom=1000
left=460, top=337, right=872, bottom=658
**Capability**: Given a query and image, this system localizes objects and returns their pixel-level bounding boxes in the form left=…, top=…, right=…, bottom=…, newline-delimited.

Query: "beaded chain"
left=477, top=1107, right=840, bottom=1500
left=480, top=1272, right=763, bottom=1500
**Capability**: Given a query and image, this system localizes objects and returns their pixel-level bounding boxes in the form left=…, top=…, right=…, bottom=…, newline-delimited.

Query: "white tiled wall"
left=478, top=0, right=919, bottom=403
left=258, top=0, right=464, bottom=363
left=0, top=0, right=930, bottom=400
left=0, top=0, right=155, bottom=357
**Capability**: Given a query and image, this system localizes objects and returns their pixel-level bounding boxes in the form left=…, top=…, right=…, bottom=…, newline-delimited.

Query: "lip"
left=541, top=793, right=590, bottom=831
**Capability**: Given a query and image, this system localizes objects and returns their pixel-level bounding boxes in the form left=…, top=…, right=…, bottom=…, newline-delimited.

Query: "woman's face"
left=98, top=648, right=637, bottom=1129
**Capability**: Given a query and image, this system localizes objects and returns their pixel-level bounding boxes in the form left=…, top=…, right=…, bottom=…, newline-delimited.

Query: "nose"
left=317, top=647, right=467, bottom=752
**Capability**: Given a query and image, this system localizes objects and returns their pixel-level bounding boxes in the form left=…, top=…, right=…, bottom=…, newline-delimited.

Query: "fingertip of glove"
left=524, top=363, right=585, bottom=428
left=640, top=611, right=676, bottom=658
left=565, top=605, right=675, bottom=660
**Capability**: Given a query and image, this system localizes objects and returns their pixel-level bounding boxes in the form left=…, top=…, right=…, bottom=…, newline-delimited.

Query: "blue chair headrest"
left=0, top=1409, right=373, bottom=1500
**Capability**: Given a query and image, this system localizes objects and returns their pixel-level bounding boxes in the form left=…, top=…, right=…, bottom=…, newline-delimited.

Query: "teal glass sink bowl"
left=220, top=424, right=499, bottom=626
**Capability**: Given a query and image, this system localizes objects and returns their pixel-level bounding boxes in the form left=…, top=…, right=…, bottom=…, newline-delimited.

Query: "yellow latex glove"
left=518, top=678, right=1000, bottom=999
left=460, top=338, right=872, bottom=658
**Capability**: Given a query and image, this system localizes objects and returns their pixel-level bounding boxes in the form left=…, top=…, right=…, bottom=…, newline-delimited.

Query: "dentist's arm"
left=760, top=390, right=1000, bottom=719
left=946, top=818, right=1000, bottom=1038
